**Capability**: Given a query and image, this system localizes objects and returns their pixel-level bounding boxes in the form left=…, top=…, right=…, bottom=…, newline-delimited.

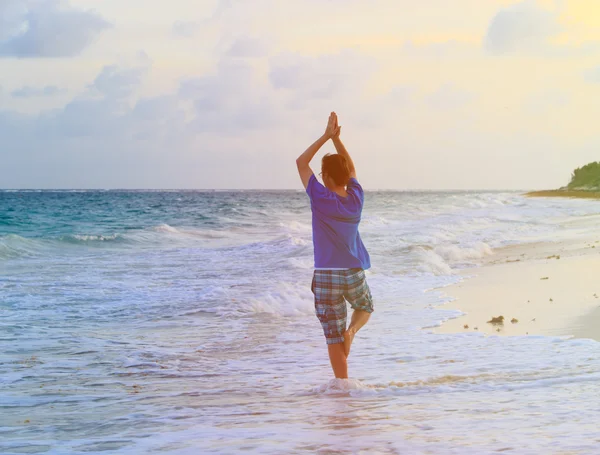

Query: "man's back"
left=306, top=174, right=370, bottom=270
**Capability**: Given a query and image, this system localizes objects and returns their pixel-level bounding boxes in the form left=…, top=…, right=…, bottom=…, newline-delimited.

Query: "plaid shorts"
left=311, top=268, right=374, bottom=345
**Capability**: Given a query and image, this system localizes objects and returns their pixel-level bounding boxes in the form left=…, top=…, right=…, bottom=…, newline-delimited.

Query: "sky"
left=1, top=0, right=600, bottom=190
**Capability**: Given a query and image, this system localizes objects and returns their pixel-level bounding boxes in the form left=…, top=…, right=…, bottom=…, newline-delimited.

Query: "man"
left=296, top=111, right=374, bottom=379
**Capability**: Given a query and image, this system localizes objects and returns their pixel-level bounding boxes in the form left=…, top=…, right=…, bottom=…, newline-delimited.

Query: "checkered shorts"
left=311, top=268, right=374, bottom=345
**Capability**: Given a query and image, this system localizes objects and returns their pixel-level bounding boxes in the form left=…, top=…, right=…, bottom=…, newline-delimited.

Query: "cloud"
left=0, top=0, right=111, bottom=58
left=226, top=36, right=269, bottom=58
left=0, top=43, right=396, bottom=188
left=90, top=65, right=147, bottom=100
left=180, top=57, right=279, bottom=133
left=11, top=85, right=66, bottom=98
left=269, top=50, right=377, bottom=108
left=212, top=0, right=245, bottom=20
left=484, top=1, right=560, bottom=55
left=171, top=20, right=201, bottom=39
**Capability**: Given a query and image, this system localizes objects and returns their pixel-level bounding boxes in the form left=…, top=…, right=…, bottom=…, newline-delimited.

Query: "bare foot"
left=343, top=327, right=356, bottom=357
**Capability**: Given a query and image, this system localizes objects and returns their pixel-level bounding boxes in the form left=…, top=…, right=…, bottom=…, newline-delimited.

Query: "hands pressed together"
left=295, top=110, right=353, bottom=187
left=324, top=112, right=341, bottom=140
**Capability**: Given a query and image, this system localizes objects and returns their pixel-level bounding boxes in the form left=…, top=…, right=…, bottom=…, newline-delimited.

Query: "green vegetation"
left=566, top=161, right=600, bottom=191
left=526, top=161, right=600, bottom=199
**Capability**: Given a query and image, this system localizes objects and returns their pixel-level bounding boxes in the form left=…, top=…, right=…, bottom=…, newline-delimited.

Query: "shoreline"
left=434, top=235, right=600, bottom=341
left=525, top=189, right=600, bottom=199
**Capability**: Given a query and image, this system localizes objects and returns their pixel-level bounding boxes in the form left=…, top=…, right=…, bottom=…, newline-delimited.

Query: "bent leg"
left=327, top=343, right=348, bottom=378
left=343, top=269, right=375, bottom=357
left=343, top=310, right=371, bottom=357
left=348, top=308, right=371, bottom=332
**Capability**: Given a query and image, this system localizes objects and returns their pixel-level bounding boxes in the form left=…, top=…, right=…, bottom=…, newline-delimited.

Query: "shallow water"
left=2, top=189, right=600, bottom=454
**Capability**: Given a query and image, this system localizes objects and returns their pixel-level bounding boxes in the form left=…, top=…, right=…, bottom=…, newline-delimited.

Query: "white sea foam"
left=434, top=241, right=493, bottom=263
left=214, top=282, right=314, bottom=317
left=412, top=247, right=454, bottom=275
left=71, top=233, right=120, bottom=241
left=308, top=378, right=376, bottom=395
left=152, top=223, right=181, bottom=233
left=277, top=220, right=311, bottom=232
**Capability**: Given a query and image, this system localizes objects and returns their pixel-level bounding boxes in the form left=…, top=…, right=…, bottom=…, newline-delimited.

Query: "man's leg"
left=313, top=270, right=350, bottom=379
left=343, top=269, right=375, bottom=357
left=343, top=310, right=370, bottom=357
left=327, top=343, right=348, bottom=378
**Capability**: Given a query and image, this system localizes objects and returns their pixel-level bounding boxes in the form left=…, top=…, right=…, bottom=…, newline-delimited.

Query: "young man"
left=296, top=112, right=374, bottom=379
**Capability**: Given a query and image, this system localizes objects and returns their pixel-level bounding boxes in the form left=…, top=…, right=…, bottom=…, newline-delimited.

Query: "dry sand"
left=434, top=235, right=600, bottom=341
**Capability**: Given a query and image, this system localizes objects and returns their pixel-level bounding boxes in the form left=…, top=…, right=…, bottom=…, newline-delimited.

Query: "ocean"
left=2, top=189, right=600, bottom=454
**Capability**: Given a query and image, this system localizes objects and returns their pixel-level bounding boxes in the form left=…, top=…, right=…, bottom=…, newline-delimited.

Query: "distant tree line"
left=567, top=161, right=600, bottom=190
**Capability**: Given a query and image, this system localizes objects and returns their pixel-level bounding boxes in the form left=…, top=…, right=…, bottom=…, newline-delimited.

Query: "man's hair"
left=321, top=153, right=351, bottom=186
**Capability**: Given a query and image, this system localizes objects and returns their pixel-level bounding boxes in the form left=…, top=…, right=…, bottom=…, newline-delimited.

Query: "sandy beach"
left=435, top=231, right=600, bottom=340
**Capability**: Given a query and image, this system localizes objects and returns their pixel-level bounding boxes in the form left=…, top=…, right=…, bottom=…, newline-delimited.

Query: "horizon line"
left=1, top=187, right=533, bottom=192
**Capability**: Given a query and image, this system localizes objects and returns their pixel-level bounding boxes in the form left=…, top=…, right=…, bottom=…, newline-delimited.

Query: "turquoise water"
left=2, top=189, right=600, bottom=454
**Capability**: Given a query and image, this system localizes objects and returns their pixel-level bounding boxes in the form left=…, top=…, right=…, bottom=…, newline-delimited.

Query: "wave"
left=434, top=242, right=493, bottom=263
left=67, top=234, right=122, bottom=242
left=151, top=223, right=181, bottom=234
left=0, top=224, right=238, bottom=260
left=201, top=281, right=315, bottom=318
left=390, top=242, right=494, bottom=276
left=0, top=234, right=50, bottom=260
left=278, top=220, right=311, bottom=233
left=412, top=247, right=454, bottom=275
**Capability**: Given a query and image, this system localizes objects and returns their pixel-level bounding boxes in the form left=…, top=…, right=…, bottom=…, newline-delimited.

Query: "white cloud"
left=171, top=20, right=201, bottom=39
left=11, top=85, right=66, bottom=98
left=4, top=0, right=600, bottom=190
left=484, top=0, right=560, bottom=55
left=226, top=36, right=269, bottom=58
left=90, top=65, right=147, bottom=100
left=269, top=50, right=377, bottom=109
left=181, top=57, right=279, bottom=134
left=0, top=0, right=111, bottom=58
left=0, top=47, right=397, bottom=188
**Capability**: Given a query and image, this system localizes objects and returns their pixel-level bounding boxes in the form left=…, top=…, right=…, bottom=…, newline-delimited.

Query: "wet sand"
left=435, top=236, right=600, bottom=341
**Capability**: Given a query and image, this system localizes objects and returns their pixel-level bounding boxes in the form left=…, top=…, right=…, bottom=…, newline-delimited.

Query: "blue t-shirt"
left=306, top=174, right=371, bottom=269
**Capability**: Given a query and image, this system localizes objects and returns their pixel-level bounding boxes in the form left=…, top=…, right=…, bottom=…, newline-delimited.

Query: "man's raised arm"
left=331, top=113, right=356, bottom=179
left=296, top=112, right=338, bottom=189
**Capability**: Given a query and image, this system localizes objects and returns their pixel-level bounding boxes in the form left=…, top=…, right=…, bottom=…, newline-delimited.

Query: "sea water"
left=2, top=189, right=600, bottom=454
